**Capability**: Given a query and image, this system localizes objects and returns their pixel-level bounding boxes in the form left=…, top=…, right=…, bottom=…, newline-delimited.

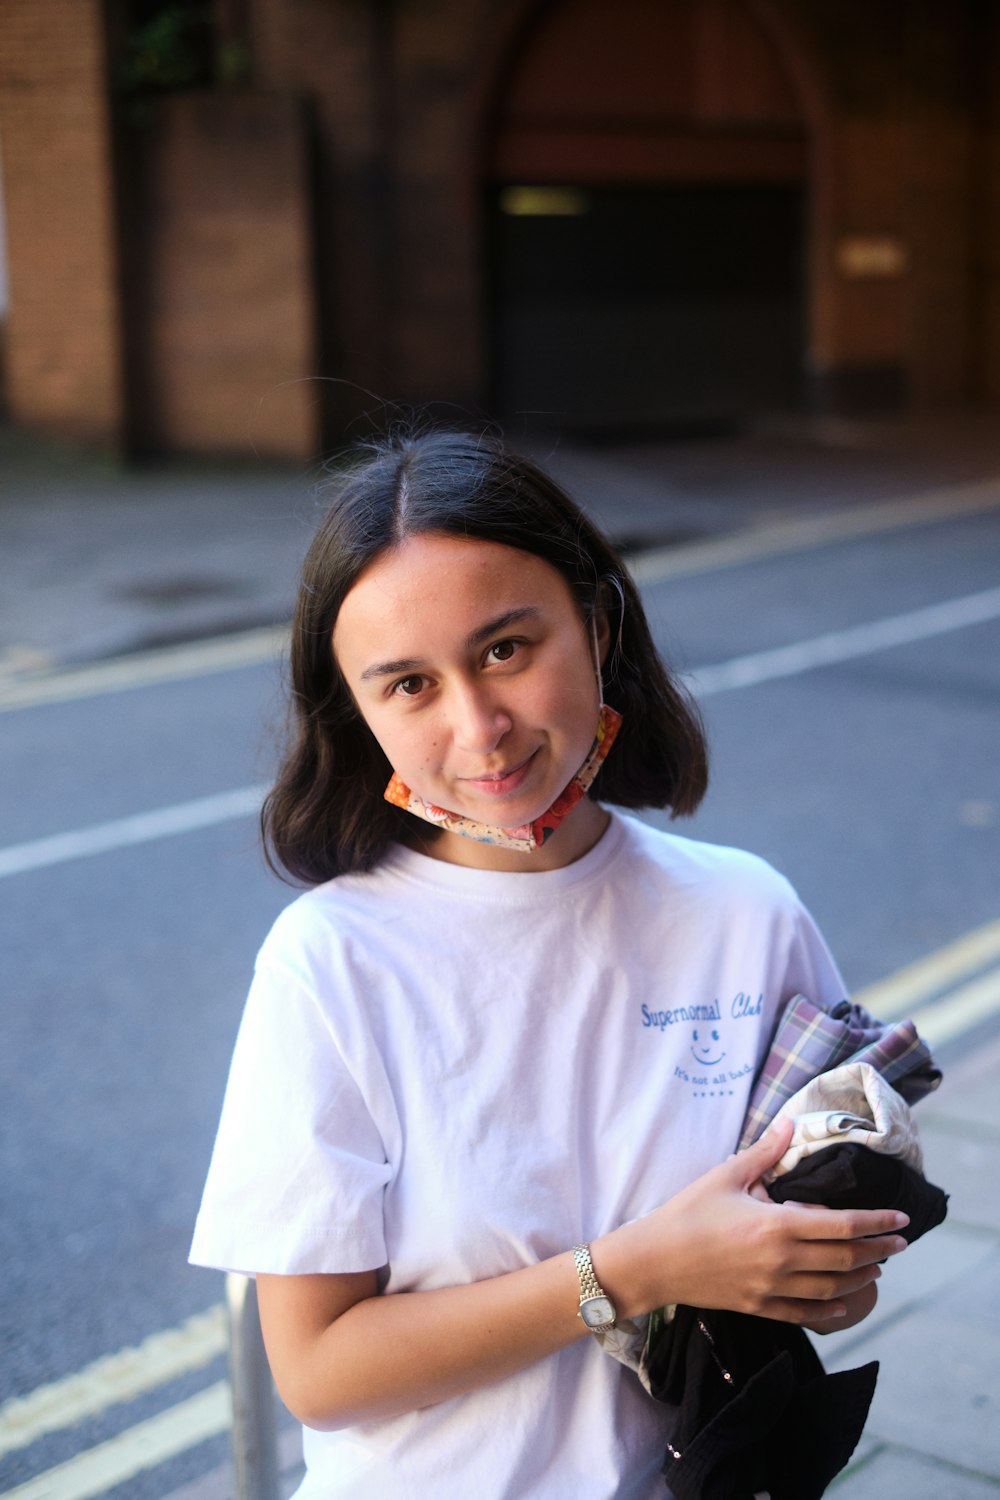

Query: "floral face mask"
left=383, top=701, right=623, bottom=851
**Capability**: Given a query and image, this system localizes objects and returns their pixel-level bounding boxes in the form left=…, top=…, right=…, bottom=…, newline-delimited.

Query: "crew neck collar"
left=381, top=807, right=626, bottom=896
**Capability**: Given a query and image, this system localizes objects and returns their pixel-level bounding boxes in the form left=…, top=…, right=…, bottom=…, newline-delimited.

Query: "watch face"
left=580, top=1295, right=616, bottom=1329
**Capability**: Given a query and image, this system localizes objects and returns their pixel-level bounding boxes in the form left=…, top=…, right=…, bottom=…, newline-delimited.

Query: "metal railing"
left=226, top=1273, right=281, bottom=1500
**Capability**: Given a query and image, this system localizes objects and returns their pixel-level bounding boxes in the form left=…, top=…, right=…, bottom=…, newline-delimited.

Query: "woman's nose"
left=450, top=684, right=512, bottom=753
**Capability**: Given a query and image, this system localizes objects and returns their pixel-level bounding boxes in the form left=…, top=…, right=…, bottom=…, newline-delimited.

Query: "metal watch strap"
left=572, top=1242, right=617, bottom=1332
left=573, top=1243, right=604, bottom=1301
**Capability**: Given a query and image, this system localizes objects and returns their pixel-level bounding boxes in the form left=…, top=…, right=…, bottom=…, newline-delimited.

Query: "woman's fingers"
left=729, top=1117, right=795, bottom=1186
left=792, top=1230, right=908, bottom=1274
left=785, top=1203, right=910, bottom=1241
left=785, top=1262, right=882, bottom=1304
left=759, top=1296, right=850, bottom=1325
left=712, top=1202, right=907, bottom=1315
left=763, top=1274, right=883, bottom=1326
left=745, top=1208, right=906, bottom=1314
left=805, top=1280, right=880, bottom=1335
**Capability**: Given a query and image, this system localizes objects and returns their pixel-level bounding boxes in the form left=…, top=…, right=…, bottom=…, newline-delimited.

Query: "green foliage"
left=116, top=4, right=215, bottom=94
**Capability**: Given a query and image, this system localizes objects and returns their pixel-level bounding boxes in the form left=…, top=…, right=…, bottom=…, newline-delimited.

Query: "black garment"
left=768, top=1143, right=948, bottom=1245
left=651, top=1146, right=948, bottom=1497
left=649, top=1305, right=877, bottom=1500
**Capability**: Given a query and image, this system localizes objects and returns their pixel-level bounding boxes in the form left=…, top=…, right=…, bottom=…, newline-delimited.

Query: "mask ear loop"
left=593, top=575, right=625, bottom=702
left=591, top=617, right=604, bottom=701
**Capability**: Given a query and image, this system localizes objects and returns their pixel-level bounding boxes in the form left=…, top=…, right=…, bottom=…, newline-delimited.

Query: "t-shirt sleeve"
left=189, top=941, right=393, bottom=1277
left=780, top=889, right=849, bottom=1013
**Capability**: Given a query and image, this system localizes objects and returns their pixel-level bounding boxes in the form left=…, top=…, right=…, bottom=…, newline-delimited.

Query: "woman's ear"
left=593, top=577, right=623, bottom=669
left=593, top=605, right=612, bottom=666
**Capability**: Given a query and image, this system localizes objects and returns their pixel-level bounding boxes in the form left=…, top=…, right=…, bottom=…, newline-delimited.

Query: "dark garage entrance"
left=489, top=182, right=806, bottom=435
left=485, top=0, right=812, bottom=436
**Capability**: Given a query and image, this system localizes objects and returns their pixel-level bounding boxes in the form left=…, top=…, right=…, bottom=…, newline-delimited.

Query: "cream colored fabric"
left=592, top=1312, right=652, bottom=1374
left=765, top=1060, right=923, bottom=1181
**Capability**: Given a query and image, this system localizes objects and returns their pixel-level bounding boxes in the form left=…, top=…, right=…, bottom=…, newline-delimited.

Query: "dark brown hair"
left=263, top=428, right=708, bottom=883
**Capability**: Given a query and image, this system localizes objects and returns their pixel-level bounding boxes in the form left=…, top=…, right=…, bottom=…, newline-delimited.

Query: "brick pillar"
left=251, top=0, right=394, bottom=436
left=975, top=1, right=1000, bottom=407
left=392, top=0, right=487, bottom=408
left=0, top=0, right=126, bottom=449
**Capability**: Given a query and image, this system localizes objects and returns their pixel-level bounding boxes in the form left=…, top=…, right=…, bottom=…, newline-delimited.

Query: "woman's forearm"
left=259, top=1251, right=589, bottom=1429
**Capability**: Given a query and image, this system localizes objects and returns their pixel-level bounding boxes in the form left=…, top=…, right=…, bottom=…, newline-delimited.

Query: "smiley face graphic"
left=691, top=1027, right=726, bottom=1066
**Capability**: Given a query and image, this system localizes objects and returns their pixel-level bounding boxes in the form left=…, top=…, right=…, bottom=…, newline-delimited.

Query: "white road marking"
left=629, top=472, right=1000, bottom=585
left=854, top=917, right=1000, bottom=1019
left=2, top=476, right=997, bottom=715
left=0, top=1308, right=226, bottom=1459
left=685, top=584, right=1000, bottom=697
left=1, top=1384, right=230, bottom=1500
left=0, top=787, right=266, bottom=880
left=0, top=627, right=288, bottom=714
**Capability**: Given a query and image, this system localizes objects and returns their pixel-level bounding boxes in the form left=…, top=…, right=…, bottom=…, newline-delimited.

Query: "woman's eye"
left=487, top=639, right=518, bottom=664
left=392, top=675, right=425, bottom=698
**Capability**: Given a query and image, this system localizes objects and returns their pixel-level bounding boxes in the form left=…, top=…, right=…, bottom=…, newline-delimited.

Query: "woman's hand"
left=593, top=1115, right=908, bottom=1328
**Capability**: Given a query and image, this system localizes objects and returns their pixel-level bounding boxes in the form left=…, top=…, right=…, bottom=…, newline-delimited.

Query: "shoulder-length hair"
left=263, top=427, right=708, bottom=883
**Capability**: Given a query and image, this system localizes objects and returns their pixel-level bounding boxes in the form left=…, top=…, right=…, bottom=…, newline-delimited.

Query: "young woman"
left=190, top=429, right=909, bottom=1499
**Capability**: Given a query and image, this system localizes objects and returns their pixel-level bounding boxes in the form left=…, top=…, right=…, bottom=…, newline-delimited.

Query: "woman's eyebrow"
left=358, top=607, right=542, bottom=682
left=465, top=606, right=541, bottom=648
left=359, top=655, right=426, bottom=682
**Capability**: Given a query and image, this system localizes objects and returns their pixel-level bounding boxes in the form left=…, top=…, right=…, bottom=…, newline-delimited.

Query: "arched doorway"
left=485, top=0, right=812, bottom=435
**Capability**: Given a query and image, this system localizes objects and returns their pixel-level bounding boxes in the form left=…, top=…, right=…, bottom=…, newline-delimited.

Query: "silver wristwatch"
left=573, top=1243, right=617, bottom=1332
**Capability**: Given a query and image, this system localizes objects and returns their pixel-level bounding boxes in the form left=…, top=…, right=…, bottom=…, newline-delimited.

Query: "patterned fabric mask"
left=383, top=703, right=623, bottom=851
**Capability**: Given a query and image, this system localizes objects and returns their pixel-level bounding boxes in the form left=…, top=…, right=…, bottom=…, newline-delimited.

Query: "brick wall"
left=121, top=91, right=317, bottom=460
left=775, top=0, right=991, bottom=412
left=4, top=0, right=999, bottom=458
left=0, top=0, right=125, bottom=447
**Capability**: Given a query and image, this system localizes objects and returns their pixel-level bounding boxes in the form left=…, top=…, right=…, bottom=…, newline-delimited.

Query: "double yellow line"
left=855, top=915, right=1000, bottom=1046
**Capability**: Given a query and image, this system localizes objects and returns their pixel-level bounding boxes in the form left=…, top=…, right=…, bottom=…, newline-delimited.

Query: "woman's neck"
left=414, top=798, right=610, bottom=874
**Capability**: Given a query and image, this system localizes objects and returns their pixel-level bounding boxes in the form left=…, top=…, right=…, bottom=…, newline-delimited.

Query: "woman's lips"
left=461, top=751, right=538, bottom=797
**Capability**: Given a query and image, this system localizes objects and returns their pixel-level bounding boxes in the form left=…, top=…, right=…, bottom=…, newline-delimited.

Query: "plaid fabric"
left=738, top=994, right=941, bottom=1151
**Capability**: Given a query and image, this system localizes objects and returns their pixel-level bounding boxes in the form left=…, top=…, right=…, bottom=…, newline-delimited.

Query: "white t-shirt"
left=190, top=811, right=847, bottom=1500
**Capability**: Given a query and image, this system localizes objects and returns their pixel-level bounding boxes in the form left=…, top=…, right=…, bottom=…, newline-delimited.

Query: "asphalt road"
left=1, top=494, right=998, bottom=1499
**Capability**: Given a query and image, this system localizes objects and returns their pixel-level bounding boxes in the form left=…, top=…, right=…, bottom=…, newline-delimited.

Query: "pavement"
left=3, top=412, right=1000, bottom=1497
left=820, top=1035, right=1000, bottom=1498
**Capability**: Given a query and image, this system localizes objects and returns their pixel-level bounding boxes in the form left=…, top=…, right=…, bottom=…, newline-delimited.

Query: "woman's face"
left=333, top=532, right=609, bottom=869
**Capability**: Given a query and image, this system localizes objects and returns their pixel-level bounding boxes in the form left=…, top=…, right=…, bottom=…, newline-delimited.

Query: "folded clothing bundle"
left=647, top=1059, right=948, bottom=1497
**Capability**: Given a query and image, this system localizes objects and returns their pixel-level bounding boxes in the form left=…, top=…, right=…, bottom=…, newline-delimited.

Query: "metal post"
left=226, top=1273, right=281, bottom=1500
